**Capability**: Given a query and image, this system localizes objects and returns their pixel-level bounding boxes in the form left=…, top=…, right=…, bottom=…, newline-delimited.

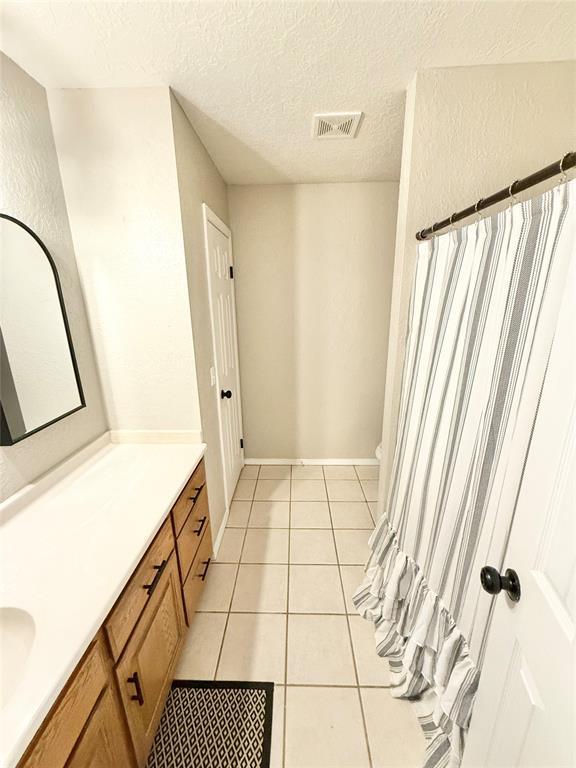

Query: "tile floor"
left=176, top=464, right=425, bottom=768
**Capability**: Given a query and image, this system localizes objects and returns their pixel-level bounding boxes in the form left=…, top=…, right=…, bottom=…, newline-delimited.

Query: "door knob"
left=480, top=566, right=521, bottom=602
left=221, top=389, right=232, bottom=399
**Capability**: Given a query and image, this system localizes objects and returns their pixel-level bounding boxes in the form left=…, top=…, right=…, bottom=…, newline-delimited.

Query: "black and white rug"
left=146, top=681, right=274, bottom=768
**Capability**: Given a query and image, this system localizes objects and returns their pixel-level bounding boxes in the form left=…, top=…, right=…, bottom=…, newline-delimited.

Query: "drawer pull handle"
left=188, top=484, right=205, bottom=504
left=143, top=559, right=167, bottom=596
left=198, top=558, right=211, bottom=581
left=127, top=672, right=144, bottom=706
left=194, top=516, right=207, bottom=537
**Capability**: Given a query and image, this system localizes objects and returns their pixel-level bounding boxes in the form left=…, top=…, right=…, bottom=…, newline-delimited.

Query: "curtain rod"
left=415, top=151, right=576, bottom=241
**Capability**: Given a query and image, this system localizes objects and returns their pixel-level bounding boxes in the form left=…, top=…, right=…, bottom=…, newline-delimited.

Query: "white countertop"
left=0, top=435, right=206, bottom=768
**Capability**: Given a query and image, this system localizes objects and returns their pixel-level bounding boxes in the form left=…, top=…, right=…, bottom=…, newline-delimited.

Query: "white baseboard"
left=212, top=505, right=230, bottom=556
left=110, top=429, right=203, bottom=444
left=244, top=457, right=379, bottom=465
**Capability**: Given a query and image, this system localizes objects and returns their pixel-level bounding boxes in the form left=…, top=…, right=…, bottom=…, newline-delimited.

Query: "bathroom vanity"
left=0, top=437, right=212, bottom=768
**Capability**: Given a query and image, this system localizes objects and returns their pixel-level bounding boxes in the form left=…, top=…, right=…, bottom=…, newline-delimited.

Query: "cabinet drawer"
left=182, top=524, right=213, bottom=623
left=176, top=487, right=209, bottom=581
left=19, top=635, right=109, bottom=768
left=105, top=516, right=174, bottom=660
left=172, top=459, right=206, bottom=536
left=115, top=555, right=186, bottom=766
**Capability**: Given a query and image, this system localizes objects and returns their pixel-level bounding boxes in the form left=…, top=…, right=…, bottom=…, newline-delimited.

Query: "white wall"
left=0, top=54, right=107, bottom=501
left=170, top=92, right=231, bottom=535
left=228, top=182, right=398, bottom=460
left=380, top=60, right=576, bottom=500
left=49, top=88, right=201, bottom=438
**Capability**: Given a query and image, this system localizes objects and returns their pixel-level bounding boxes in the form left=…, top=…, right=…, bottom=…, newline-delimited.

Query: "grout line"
left=323, top=467, right=374, bottom=768
left=213, top=470, right=257, bottom=680
left=282, top=465, right=292, bottom=768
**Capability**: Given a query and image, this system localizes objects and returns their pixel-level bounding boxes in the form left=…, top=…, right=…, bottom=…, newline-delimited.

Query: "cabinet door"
left=115, top=555, right=186, bottom=766
left=66, top=686, right=134, bottom=768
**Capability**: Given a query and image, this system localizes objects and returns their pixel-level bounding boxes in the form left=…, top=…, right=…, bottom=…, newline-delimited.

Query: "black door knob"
left=480, top=566, right=521, bottom=602
left=221, top=389, right=232, bottom=399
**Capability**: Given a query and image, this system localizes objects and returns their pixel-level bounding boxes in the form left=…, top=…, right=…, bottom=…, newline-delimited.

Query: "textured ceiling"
left=1, top=1, right=575, bottom=184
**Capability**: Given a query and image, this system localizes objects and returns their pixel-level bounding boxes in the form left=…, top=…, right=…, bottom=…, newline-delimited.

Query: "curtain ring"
left=559, top=153, right=569, bottom=185
left=474, top=199, right=484, bottom=222
left=449, top=212, right=456, bottom=231
left=508, top=181, right=519, bottom=207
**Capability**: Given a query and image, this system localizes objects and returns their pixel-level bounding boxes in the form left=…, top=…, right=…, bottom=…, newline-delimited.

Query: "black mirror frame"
left=0, top=213, right=86, bottom=446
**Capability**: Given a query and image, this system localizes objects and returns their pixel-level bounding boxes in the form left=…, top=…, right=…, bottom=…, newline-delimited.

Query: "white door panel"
left=203, top=205, right=244, bottom=509
left=464, top=258, right=575, bottom=768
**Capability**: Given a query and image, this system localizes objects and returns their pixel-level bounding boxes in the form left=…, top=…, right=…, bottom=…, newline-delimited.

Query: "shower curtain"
left=354, top=179, right=575, bottom=767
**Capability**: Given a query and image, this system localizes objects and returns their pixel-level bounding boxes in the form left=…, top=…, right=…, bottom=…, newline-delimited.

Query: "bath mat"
left=146, top=680, right=274, bottom=768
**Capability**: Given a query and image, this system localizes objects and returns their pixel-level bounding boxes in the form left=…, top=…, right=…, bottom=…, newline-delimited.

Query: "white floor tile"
left=330, top=501, right=374, bottom=529
left=231, top=564, right=288, bottom=612
left=361, top=688, right=426, bottom=767
left=227, top=500, right=252, bottom=527
left=215, top=528, right=245, bottom=563
left=197, top=563, right=238, bottom=612
left=290, top=501, right=331, bottom=529
left=334, top=529, right=370, bottom=565
left=349, top=616, right=390, bottom=686
left=323, top=465, right=357, bottom=479
left=271, top=685, right=285, bottom=768
left=360, top=479, right=379, bottom=502
left=249, top=500, right=290, bottom=528
left=326, top=479, right=365, bottom=502
left=254, top=478, right=291, bottom=501
left=241, top=529, right=289, bottom=563
left=289, top=565, right=345, bottom=613
left=175, top=613, right=226, bottom=680
left=286, top=614, right=356, bottom=685
left=290, top=529, right=337, bottom=564
left=340, top=565, right=365, bottom=613
left=233, top=478, right=256, bottom=500
left=291, top=479, right=327, bottom=501
left=285, top=687, right=370, bottom=768
left=216, top=613, right=286, bottom=684
left=259, top=465, right=292, bottom=479
left=354, top=465, right=380, bottom=480
left=240, top=465, right=260, bottom=479
left=291, top=465, right=323, bottom=479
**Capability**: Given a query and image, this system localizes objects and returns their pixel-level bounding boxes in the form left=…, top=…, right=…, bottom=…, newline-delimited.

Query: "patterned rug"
left=146, top=681, right=274, bottom=768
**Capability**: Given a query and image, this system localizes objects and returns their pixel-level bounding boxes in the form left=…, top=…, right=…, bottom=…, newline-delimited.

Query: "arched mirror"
left=0, top=214, right=85, bottom=445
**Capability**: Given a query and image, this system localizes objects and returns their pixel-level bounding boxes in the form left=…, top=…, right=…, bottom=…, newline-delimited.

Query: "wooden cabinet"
left=19, top=636, right=116, bottom=768
left=182, top=522, right=213, bottom=622
left=66, top=686, right=133, bottom=768
left=172, top=459, right=206, bottom=535
left=18, top=456, right=211, bottom=768
left=105, top=516, right=175, bottom=661
left=115, top=555, right=186, bottom=765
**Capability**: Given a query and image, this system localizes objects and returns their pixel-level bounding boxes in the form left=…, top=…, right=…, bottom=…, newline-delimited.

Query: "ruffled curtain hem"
left=353, top=517, right=479, bottom=768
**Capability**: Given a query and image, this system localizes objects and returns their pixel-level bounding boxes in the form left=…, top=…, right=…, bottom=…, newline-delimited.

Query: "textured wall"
left=49, top=87, right=201, bottom=435
left=170, top=93, right=231, bottom=536
left=379, top=61, right=576, bottom=502
left=228, top=181, right=398, bottom=459
left=0, top=54, right=107, bottom=501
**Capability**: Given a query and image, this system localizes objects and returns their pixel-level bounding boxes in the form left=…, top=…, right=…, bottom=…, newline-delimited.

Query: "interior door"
left=463, top=259, right=575, bottom=767
left=202, top=204, right=244, bottom=508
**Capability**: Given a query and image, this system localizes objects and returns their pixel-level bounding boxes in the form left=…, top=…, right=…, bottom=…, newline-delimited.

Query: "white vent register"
left=312, top=112, right=363, bottom=139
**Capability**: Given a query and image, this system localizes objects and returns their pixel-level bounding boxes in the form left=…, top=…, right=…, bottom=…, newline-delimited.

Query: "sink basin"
left=0, top=607, right=35, bottom=709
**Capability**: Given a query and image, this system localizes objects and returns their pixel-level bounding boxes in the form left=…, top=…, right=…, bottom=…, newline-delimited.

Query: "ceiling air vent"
left=312, top=112, right=363, bottom=139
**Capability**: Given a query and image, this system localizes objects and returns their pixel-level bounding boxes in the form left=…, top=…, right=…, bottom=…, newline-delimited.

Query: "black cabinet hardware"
left=127, top=672, right=144, bottom=705
left=198, top=558, right=211, bottom=581
left=188, top=483, right=205, bottom=504
left=194, top=515, right=207, bottom=537
left=480, top=566, right=521, bottom=602
left=143, top=559, right=167, bottom=597
left=221, top=389, right=232, bottom=399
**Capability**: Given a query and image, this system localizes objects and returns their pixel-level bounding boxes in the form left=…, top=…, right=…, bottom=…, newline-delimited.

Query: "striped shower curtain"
left=354, top=179, right=575, bottom=767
